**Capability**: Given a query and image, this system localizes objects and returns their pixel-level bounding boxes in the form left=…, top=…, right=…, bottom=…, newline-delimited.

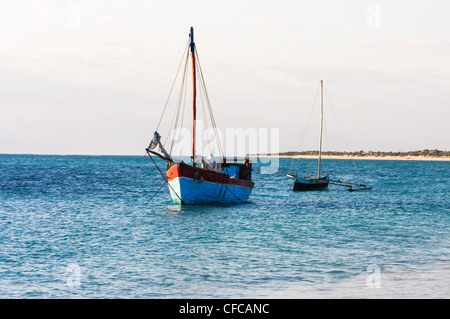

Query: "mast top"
left=189, top=27, right=195, bottom=53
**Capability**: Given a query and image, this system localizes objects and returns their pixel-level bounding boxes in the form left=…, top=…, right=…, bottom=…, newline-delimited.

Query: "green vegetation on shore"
left=260, top=149, right=449, bottom=157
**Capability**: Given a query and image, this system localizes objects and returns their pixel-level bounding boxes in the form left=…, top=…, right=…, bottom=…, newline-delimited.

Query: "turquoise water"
left=0, top=155, right=448, bottom=298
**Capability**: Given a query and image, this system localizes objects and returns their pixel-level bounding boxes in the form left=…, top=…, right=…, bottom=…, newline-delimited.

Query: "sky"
left=0, top=0, right=449, bottom=155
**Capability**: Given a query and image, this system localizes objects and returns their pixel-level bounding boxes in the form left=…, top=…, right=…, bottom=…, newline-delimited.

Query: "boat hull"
left=167, top=163, right=254, bottom=205
left=293, top=176, right=329, bottom=191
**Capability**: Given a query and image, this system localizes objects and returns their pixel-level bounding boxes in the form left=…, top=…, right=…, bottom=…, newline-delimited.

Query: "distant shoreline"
left=1, top=152, right=449, bottom=161
left=250, top=149, right=450, bottom=161
left=254, top=154, right=450, bottom=161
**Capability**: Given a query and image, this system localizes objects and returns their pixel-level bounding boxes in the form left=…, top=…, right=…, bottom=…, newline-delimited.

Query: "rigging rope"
left=156, top=40, right=190, bottom=132
left=224, top=184, right=247, bottom=203
left=178, top=59, right=189, bottom=144
left=288, top=83, right=321, bottom=175
left=167, top=49, right=190, bottom=152
left=173, top=53, right=190, bottom=152
left=195, top=48, right=225, bottom=158
left=196, top=52, right=216, bottom=158
left=324, top=87, right=364, bottom=182
left=161, top=41, right=224, bottom=161
left=146, top=152, right=183, bottom=203
left=199, top=80, right=213, bottom=156
left=144, top=179, right=167, bottom=205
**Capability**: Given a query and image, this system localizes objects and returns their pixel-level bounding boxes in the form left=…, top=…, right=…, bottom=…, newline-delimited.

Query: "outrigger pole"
left=328, top=179, right=372, bottom=192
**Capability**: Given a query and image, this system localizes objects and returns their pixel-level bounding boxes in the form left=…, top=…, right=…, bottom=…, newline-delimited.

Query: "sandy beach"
left=255, top=155, right=450, bottom=161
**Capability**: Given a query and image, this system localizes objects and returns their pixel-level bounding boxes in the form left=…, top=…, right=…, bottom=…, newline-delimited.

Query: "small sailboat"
left=146, top=27, right=255, bottom=205
left=287, top=80, right=372, bottom=192
left=287, top=80, right=329, bottom=191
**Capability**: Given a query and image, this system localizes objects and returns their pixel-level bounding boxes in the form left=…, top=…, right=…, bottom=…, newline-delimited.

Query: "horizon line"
left=1, top=149, right=449, bottom=157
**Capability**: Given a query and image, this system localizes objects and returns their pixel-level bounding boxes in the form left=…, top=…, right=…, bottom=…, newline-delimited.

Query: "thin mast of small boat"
left=317, top=80, right=324, bottom=179
left=190, top=27, right=197, bottom=165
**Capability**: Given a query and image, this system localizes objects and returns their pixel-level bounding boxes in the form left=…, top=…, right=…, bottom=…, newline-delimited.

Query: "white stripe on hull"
left=168, top=177, right=252, bottom=205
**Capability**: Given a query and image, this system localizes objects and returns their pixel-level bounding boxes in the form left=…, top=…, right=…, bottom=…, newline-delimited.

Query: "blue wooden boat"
left=146, top=27, right=255, bottom=204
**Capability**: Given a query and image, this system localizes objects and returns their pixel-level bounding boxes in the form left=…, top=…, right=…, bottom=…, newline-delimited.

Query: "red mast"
left=190, top=27, right=197, bottom=165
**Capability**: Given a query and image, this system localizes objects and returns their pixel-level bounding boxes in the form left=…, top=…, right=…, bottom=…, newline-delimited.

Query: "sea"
left=0, top=154, right=448, bottom=299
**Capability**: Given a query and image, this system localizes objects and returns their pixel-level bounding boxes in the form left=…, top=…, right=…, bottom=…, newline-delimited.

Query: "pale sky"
left=0, top=0, right=449, bottom=155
